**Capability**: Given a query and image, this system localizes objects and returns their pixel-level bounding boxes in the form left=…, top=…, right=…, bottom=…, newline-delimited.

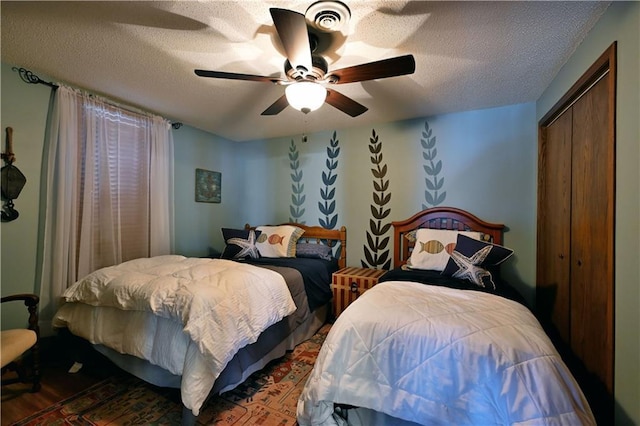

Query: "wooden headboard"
left=245, top=223, right=347, bottom=269
left=392, top=207, right=505, bottom=268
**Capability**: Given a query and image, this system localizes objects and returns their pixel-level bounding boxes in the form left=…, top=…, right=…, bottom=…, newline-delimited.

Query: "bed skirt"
left=94, top=304, right=329, bottom=398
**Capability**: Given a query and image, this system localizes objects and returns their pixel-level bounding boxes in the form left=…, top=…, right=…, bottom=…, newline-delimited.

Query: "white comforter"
left=54, top=255, right=296, bottom=416
left=298, top=280, right=595, bottom=425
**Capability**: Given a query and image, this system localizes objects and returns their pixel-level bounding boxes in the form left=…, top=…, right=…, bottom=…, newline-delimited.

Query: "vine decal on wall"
left=362, top=129, right=392, bottom=270
left=421, top=120, right=446, bottom=208
left=289, top=139, right=306, bottom=223
left=318, top=131, right=340, bottom=229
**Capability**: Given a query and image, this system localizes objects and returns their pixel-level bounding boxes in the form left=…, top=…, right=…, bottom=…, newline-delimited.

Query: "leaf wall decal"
left=361, top=128, right=392, bottom=270
left=420, top=121, right=447, bottom=210
left=288, top=139, right=306, bottom=223
left=318, top=131, right=340, bottom=230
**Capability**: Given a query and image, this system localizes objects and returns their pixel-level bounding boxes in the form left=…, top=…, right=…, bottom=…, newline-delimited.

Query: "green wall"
left=172, top=125, right=244, bottom=258
left=537, top=2, right=639, bottom=424
left=0, top=63, right=51, bottom=329
left=1, top=3, right=637, bottom=421
left=235, top=103, right=538, bottom=301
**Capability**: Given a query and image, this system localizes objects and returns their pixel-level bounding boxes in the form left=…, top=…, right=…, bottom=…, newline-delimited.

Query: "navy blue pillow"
left=296, top=242, right=332, bottom=260
left=221, top=228, right=261, bottom=259
left=442, top=234, right=513, bottom=290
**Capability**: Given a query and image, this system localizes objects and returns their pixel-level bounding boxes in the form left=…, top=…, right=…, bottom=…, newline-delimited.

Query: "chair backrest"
left=1, top=293, right=39, bottom=331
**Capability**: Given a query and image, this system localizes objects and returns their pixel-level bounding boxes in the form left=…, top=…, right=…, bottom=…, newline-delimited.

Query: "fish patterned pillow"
left=255, top=225, right=305, bottom=258
left=406, top=229, right=482, bottom=271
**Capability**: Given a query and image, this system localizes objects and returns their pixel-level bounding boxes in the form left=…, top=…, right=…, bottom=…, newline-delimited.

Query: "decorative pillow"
left=405, top=230, right=418, bottom=243
left=296, top=242, right=332, bottom=260
left=221, top=228, right=261, bottom=259
left=407, top=229, right=482, bottom=271
left=442, top=234, right=514, bottom=290
left=255, top=225, right=304, bottom=258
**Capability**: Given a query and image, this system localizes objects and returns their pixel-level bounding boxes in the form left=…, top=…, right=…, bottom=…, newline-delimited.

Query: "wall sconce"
left=285, top=82, right=327, bottom=114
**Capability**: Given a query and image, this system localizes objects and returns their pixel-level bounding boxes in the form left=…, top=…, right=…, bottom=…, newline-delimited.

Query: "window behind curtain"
left=77, top=102, right=152, bottom=273
left=39, top=85, right=174, bottom=325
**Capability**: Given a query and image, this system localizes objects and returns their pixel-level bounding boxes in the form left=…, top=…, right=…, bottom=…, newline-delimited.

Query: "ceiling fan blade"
left=261, top=94, right=289, bottom=116
left=270, top=8, right=313, bottom=73
left=325, top=89, right=368, bottom=117
left=195, top=69, right=282, bottom=83
left=328, top=54, right=416, bottom=84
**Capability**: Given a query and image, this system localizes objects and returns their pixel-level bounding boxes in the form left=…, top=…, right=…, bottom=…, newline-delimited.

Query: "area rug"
left=11, top=324, right=331, bottom=426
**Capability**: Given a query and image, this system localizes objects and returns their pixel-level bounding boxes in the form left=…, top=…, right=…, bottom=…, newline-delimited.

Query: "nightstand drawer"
left=332, top=267, right=387, bottom=318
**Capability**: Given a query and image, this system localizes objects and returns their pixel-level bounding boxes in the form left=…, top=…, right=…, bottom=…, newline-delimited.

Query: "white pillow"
left=255, top=225, right=304, bottom=258
left=407, top=229, right=482, bottom=271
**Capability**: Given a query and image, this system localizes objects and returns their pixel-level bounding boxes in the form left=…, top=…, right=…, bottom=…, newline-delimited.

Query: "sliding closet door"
left=537, top=110, right=572, bottom=343
left=538, top=43, right=616, bottom=423
left=570, top=73, right=614, bottom=393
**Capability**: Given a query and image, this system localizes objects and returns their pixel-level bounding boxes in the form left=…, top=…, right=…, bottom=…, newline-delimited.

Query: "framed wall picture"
left=195, top=168, right=221, bottom=203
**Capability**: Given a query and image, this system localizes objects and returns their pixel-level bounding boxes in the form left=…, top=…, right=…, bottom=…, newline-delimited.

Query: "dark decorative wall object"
left=289, top=139, right=306, bottom=223
left=362, top=129, right=392, bottom=270
left=195, top=168, right=221, bottom=203
left=421, top=120, right=446, bottom=208
left=318, top=131, right=340, bottom=229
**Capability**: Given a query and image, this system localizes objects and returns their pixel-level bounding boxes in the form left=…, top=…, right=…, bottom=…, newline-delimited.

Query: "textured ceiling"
left=1, top=1, right=609, bottom=142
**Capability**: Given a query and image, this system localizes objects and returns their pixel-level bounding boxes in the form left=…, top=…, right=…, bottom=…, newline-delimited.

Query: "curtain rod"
left=11, top=67, right=183, bottom=130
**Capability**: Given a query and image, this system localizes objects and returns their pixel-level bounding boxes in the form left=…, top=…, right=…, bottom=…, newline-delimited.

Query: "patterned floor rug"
left=11, top=324, right=331, bottom=426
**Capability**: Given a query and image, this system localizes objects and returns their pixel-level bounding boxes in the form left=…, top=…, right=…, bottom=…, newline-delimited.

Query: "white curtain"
left=150, top=116, right=174, bottom=256
left=39, top=86, right=174, bottom=326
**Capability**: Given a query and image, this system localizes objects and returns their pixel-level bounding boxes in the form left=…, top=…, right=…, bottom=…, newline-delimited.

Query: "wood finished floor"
left=1, top=342, right=120, bottom=426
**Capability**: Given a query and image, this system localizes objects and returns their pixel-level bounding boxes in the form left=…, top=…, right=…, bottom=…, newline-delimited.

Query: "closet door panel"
left=537, top=111, right=572, bottom=342
left=570, top=74, right=614, bottom=393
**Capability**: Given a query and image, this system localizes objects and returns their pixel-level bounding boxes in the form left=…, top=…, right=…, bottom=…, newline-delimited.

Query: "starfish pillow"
left=442, top=234, right=513, bottom=290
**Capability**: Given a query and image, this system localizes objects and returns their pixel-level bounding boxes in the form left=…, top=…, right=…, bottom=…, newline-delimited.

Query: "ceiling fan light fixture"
left=285, top=82, right=327, bottom=113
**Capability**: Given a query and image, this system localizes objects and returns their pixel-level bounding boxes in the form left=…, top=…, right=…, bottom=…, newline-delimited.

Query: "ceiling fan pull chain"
left=302, top=115, right=309, bottom=143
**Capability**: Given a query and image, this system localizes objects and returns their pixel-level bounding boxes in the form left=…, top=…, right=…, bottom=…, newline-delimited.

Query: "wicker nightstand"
left=331, top=267, right=387, bottom=318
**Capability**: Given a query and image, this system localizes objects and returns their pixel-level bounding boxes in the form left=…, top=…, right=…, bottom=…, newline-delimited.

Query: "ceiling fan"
left=194, top=7, right=416, bottom=117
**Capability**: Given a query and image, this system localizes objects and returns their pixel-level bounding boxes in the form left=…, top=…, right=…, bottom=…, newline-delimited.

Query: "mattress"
left=53, top=255, right=335, bottom=417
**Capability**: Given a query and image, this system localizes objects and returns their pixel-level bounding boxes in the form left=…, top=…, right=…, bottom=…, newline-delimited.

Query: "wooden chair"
left=1, top=293, right=41, bottom=392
